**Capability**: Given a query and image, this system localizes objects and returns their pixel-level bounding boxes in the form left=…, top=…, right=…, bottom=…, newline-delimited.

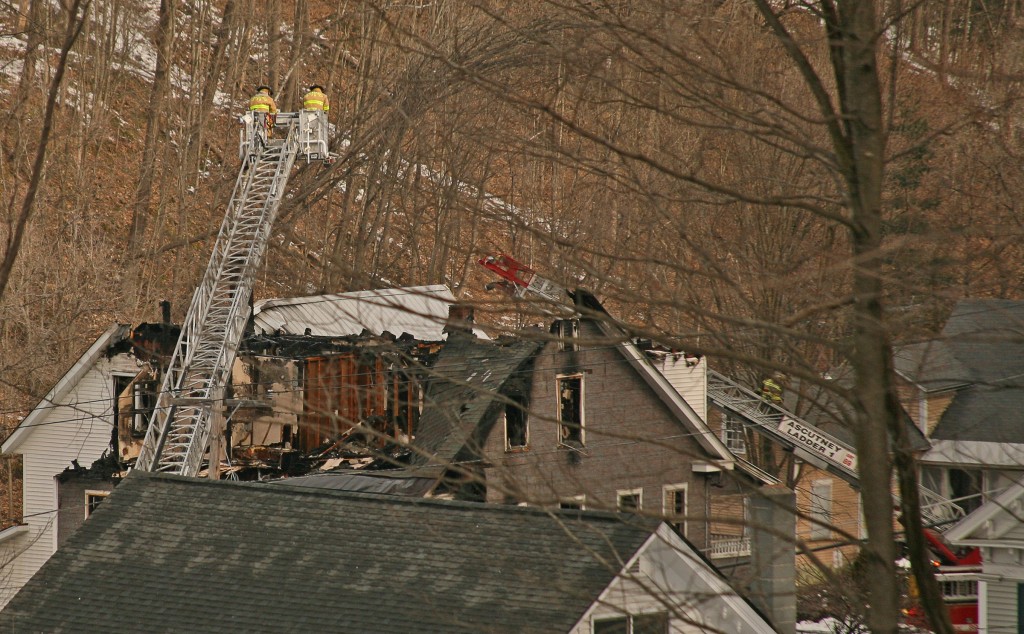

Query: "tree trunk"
left=0, top=0, right=91, bottom=304
left=266, top=0, right=281, bottom=91
left=129, top=0, right=176, bottom=253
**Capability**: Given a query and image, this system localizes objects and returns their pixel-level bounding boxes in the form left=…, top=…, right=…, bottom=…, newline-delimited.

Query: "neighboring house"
left=945, top=481, right=1024, bottom=634
left=894, top=299, right=1024, bottom=523
left=695, top=362, right=931, bottom=569
left=409, top=298, right=777, bottom=556
left=0, top=471, right=776, bottom=634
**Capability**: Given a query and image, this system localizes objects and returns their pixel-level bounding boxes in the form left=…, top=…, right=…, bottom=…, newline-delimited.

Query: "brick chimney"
left=443, top=304, right=475, bottom=337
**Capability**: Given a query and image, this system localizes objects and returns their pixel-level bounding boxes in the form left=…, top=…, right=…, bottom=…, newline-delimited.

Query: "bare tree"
left=0, top=0, right=92, bottom=304
left=129, top=0, right=177, bottom=253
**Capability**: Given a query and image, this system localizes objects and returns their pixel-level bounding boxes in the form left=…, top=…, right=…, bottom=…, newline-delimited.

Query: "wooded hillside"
left=2, top=0, right=1022, bottom=410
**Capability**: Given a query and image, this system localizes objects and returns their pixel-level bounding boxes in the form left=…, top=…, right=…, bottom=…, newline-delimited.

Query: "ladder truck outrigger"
left=135, top=108, right=332, bottom=477
left=479, top=253, right=861, bottom=487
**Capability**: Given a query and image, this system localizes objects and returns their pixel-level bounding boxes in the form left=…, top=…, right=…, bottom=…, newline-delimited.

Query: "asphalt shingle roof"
left=895, top=299, right=1024, bottom=443
left=2, top=471, right=657, bottom=633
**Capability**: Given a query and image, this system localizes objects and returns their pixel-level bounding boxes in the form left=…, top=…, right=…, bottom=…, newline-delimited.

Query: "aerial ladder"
left=479, top=253, right=861, bottom=486
left=135, top=109, right=331, bottom=476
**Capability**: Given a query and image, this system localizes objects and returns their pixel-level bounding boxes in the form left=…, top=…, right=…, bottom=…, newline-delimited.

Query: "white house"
left=945, top=481, right=1024, bottom=634
left=0, top=324, right=141, bottom=609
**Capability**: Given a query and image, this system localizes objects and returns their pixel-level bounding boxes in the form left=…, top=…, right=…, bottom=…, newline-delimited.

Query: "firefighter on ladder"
left=249, top=85, right=277, bottom=144
left=302, top=84, right=330, bottom=160
left=302, top=84, right=329, bottom=112
left=760, top=372, right=785, bottom=419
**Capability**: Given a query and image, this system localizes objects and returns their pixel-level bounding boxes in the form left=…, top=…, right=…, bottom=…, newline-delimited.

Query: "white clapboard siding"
left=983, top=578, right=1019, bottom=634
left=647, top=353, right=708, bottom=423
left=0, top=348, right=139, bottom=609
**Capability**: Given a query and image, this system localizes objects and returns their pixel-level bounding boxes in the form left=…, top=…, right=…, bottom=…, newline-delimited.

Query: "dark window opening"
left=594, top=617, right=628, bottom=634
left=618, top=491, right=641, bottom=512
left=505, top=391, right=528, bottom=450
left=665, top=487, right=686, bottom=536
left=554, top=319, right=580, bottom=351
left=558, top=375, right=583, bottom=444
left=85, top=491, right=109, bottom=518
left=633, top=613, right=670, bottom=634
left=949, top=468, right=983, bottom=515
left=560, top=498, right=584, bottom=510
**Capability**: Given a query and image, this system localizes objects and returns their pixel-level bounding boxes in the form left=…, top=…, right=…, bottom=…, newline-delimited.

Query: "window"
left=920, top=465, right=985, bottom=515
left=554, top=319, right=580, bottom=351
left=557, top=374, right=584, bottom=444
left=131, top=379, right=157, bottom=436
left=663, top=484, right=687, bottom=536
left=594, top=613, right=669, bottom=634
left=560, top=495, right=586, bottom=510
left=84, top=491, right=110, bottom=519
left=617, top=489, right=642, bottom=512
left=504, top=391, right=528, bottom=450
left=723, top=416, right=746, bottom=454
left=809, top=479, right=832, bottom=540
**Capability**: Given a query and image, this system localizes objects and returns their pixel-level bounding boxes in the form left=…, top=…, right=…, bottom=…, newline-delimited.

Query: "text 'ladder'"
left=706, top=370, right=860, bottom=485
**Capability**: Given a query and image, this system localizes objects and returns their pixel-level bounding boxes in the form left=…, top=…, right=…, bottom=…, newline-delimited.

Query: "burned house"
left=405, top=294, right=777, bottom=556
left=0, top=285, right=468, bottom=608
left=1, top=283, right=792, bottom=623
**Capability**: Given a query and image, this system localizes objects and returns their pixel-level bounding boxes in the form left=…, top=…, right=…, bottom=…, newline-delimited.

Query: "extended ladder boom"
left=136, top=114, right=305, bottom=476
left=706, top=370, right=859, bottom=485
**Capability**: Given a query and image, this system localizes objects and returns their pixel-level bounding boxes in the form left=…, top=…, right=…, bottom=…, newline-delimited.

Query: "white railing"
left=709, top=534, right=751, bottom=558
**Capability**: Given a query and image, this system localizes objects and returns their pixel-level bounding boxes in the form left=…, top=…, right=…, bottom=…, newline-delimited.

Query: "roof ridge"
left=134, top=471, right=659, bottom=526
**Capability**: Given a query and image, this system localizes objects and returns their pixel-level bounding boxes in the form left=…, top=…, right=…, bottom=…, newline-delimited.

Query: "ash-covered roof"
left=3, top=471, right=656, bottom=633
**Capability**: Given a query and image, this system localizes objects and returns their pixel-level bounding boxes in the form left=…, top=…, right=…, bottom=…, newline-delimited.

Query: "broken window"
left=594, top=613, right=669, bottom=634
left=617, top=489, right=642, bottom=512
left=809, top=479, right=832, bottom=540
left=504, top=391, right=528, bottom=450
left=722, top=416, right=746, bottom=454
left=553, top=319, right=580, bottom=352
left=557, top=374, right=584, bottom=445
left=663, top=484, right=687, bottom=536
left=84, top=490, right=109, bottom=519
